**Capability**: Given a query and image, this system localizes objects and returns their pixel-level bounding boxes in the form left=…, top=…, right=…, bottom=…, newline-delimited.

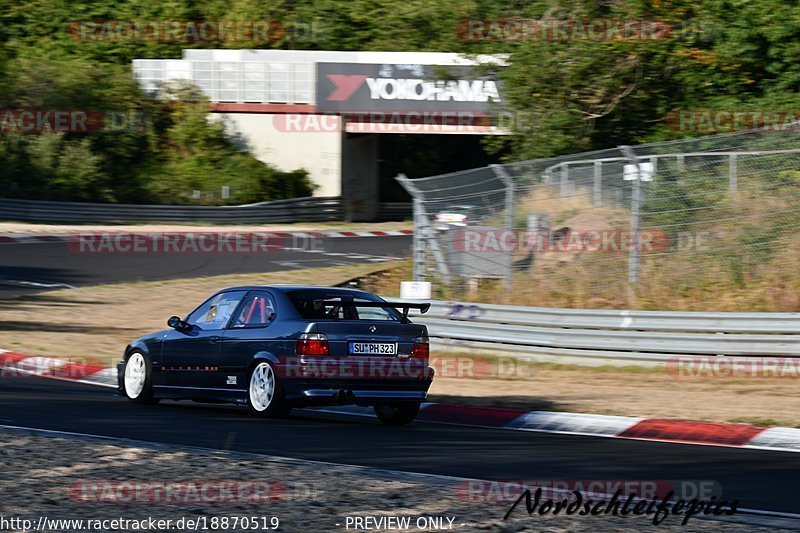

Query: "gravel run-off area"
left=0, top=428, right=774, bottom=532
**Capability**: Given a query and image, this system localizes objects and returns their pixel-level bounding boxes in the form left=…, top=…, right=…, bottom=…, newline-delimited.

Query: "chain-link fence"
left=397, top=124, right=800, bottom=311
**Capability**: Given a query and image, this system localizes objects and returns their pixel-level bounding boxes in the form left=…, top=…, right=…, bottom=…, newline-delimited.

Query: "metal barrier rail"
left=403, top=300, right=800, bottom=361
left=0, top=197, right=411, bottom=224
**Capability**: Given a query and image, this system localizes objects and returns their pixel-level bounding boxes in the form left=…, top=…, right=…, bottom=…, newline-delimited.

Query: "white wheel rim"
left=249, top=363, right=275, bottom=412
left=124, top=353, right=146, bottom=399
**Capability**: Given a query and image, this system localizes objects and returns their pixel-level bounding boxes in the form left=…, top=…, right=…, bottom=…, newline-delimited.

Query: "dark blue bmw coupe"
left=118, top=286, right=433, bottom=425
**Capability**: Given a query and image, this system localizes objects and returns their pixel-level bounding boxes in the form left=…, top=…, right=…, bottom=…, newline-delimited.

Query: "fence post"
left=560, top=163, right=569, bottom=196
left=491, top=164, right=515, bottom=294
left=629, top=174, right=642, bottom=285
left=395, top=173, right=426, bottom=281
left=593, top=161, right=602, bottom=208
left=619, top=146, right=643, bottom=286
left=412, top=198, right=425, bottom=281
left=729, top=153, right=738, bottom=195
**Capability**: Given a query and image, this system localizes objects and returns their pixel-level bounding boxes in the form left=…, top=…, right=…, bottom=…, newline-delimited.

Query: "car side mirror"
left=168, top=316, right=187, bottom=330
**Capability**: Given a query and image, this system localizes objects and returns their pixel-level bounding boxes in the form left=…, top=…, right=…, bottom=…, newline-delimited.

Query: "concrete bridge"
left=133, top=50, right=506, bottom=220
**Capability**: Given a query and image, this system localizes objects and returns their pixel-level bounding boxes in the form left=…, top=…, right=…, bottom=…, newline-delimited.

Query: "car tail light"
left=412, top=336, right=430, bottom=359
left=296, top=333, right=329, bottom=355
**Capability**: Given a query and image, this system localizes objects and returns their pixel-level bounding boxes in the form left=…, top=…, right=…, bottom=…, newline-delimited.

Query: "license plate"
left=349, top=342, right=397, bottom=355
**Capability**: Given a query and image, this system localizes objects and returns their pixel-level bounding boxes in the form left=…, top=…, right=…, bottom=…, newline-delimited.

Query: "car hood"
left=130, top=330, right=168, bottom=345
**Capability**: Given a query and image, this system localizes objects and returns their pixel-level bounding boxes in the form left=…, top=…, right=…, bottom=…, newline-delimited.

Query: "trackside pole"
left=491, top=164, right=515, bottom=295
left=619, top=146, right=642, bottom=286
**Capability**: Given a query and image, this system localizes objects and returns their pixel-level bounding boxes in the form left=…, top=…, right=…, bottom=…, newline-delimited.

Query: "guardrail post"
left=729, top=153, right=738, bottom=195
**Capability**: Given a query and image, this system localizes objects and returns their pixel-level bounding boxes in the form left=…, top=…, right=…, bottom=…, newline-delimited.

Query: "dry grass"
left=0, top=262, right=401, bottom=366
left=516, top=186, right=629, bottom=229
left=365, top=251, right=800, bottom=310
left=363, top=183, right=800, bottom=311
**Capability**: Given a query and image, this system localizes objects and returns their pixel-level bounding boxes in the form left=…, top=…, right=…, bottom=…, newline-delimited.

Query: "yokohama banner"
left=316, top=62, right=504, bottom=113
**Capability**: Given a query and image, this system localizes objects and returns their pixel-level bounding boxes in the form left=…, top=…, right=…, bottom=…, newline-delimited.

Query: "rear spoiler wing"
left=316, top=300, right=431, bottom=318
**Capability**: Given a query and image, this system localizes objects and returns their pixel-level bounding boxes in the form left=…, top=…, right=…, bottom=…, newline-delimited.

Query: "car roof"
left=216, top=285, right=372, bottom=294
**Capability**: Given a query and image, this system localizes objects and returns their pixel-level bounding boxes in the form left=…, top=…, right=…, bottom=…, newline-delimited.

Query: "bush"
left=0, top=58, right=312, bottom=206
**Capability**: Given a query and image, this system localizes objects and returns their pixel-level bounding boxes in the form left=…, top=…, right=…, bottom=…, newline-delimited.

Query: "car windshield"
left=186, top=291, right=246, bottom=329
left=286, top=290, right=401, bottom=321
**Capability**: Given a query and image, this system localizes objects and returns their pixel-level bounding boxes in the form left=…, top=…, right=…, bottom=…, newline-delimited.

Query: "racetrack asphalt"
left=3, top=234, right=798, bottom=525
left=1, top=376, right=798, bottom=518
left=0, top=236, right=410, bottom=298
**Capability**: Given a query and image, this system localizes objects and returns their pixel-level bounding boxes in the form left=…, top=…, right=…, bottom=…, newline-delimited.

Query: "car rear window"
left=286, top=290, right=401, bottom=321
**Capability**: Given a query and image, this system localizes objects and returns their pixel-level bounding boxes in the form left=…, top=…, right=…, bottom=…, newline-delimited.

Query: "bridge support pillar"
left=341, top=133, right=379, bottom=221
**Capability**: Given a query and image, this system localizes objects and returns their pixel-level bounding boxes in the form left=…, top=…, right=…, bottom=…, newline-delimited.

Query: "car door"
left=219, top=290, right=282, bottom=391
left=160, top=290, right=247, bottom=390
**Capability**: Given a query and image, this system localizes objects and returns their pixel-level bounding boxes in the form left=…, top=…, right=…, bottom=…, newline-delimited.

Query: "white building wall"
left=217, top=113, right=343, bottom=197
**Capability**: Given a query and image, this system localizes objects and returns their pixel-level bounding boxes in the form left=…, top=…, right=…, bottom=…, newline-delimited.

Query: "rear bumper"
left=304, top=389, right=427, bottom=403
left=281, top=372, right=434, bottom=407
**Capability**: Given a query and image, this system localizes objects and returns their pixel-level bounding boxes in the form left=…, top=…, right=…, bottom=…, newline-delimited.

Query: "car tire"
left=374, top=403, right=420, bottom=426
left=122, top=351, right=159, bottom=404
left=247, top=361, right=291, bottom=418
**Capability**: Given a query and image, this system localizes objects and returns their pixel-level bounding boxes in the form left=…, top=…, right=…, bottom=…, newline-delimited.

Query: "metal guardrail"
left=0, top=197, right=411, bottom=224
left=403, top=300, right=800, bottom=363
left=374, top=202, right=413, bottom=222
